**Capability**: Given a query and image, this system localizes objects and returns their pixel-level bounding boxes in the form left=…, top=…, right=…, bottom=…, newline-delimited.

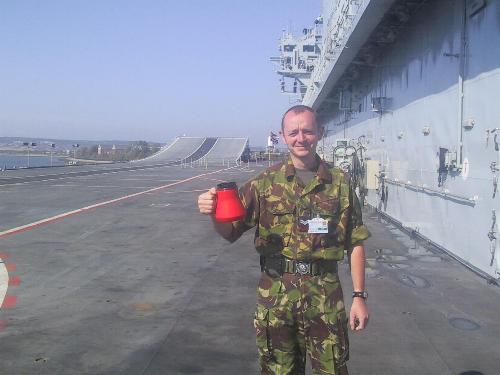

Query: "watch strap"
left=352, top=291, right=368, bottom=299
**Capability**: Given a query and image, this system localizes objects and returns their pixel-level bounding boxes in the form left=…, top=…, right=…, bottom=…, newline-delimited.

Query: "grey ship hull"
left=301, top=0, right=500, bottom=280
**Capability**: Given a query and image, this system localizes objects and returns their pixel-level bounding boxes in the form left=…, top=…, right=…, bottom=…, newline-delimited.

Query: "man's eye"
left=288, top=132, right=298, bottom=136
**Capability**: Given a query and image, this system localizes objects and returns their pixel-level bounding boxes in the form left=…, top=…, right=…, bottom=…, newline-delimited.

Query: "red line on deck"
left=5, top=263, right=16, bottom=272
left=8, top=276, right=21, bottom=286
left=1, top=295, right=17, bottom=309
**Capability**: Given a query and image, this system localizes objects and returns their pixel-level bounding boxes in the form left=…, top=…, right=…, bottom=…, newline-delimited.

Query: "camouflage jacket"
left=229, top=155, right=370, bottom=260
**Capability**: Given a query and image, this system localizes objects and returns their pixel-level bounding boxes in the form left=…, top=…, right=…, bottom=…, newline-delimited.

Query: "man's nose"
left=297, top=132, right=305, bottom=142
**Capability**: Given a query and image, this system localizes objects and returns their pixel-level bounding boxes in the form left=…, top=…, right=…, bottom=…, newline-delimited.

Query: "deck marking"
left=0, top=164, right=175, bottom=187
left=0, top=167, right=235, bottom=239
left=120, top=178, right=181, bottom=181
left=1, top=295, right=17, bottom=309
left=5, top=263, right=16, bottom=272
left=161, top=189, right=208, bottom=194
left=0, top=254, right=17, bottom=330
left=8, top=276, right=21, bottom=286
left=0, top=257, right=8, bottom=310
left=202, top=177, right=229, bottom=183
left=86, top=185, right=153, bottom=189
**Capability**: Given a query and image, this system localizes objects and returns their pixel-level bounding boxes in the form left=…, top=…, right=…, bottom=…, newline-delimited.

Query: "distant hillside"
left=0, top=137, right=164, bottom=153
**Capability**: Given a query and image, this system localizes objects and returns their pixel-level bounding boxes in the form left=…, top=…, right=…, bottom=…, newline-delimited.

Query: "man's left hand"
left=349, top=298, right=369, bottom=331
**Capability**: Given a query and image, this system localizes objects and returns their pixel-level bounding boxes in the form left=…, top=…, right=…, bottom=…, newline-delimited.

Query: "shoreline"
left=0, top=151, right=68, bottom=158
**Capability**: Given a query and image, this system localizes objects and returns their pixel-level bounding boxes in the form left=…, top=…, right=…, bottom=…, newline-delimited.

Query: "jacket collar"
left=283, top=154, right=332, bottom=184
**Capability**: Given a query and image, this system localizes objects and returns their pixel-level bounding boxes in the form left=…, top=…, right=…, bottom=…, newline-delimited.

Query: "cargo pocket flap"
left=254, top=305, right=272, bottom=358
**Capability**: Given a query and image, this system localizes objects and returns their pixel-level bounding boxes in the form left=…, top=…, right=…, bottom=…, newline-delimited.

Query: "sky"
left=0, top=0, right=320, bottom=146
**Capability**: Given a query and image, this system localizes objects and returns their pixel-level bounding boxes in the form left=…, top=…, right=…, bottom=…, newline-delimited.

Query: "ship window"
left=284, top=45, right=296, bottom=52
left=303, top=45, right=315, bottom=52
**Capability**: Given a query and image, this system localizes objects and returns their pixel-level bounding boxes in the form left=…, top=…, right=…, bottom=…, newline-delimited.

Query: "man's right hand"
left=198, top=187, right=235, bottom=241
left=198, top=187, right=217, bottom=215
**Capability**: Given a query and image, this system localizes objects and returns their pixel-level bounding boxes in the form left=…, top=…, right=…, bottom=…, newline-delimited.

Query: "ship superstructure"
left=273, top=0, right=500, bottom=281
left=270, top=17, right=323, bottom=96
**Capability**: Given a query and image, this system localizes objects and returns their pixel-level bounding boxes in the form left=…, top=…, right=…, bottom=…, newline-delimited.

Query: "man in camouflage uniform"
left=198, top=105, right=370, bottom=375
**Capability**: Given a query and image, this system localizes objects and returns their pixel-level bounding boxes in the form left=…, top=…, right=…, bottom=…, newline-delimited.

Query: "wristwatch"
left=352, top=291, right=368, bottom=300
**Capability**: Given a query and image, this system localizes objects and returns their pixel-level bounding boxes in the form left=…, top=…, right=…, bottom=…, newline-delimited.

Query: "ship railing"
left=383, top=177, right=478, bottom=206
left=183, top=156, right=293, bottom=170
left=179, top=156, right=251, bottom=170
left=303, top=0, right=363, bottom=104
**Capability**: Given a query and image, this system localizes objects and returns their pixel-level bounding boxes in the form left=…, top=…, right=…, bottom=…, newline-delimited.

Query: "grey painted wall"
left=319, top=0, right=500, bottom=277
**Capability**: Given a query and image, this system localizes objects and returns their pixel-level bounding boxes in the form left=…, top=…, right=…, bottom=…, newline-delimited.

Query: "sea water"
left=0, top=154, right=66, bottom=169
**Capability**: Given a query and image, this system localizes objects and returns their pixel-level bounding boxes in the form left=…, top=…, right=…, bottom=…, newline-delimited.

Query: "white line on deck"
left=160, top=189, right=208, bottom=194
left=201, top=177, right=230, bottom=183
left=120, top=181, right=180, bottom=182
left=86, top=185, right=153, bottom=189
left=149, top=203, right=171, bottom=207
left=0, top=167, right=235, bottom=239
left=0, top=258, right=8, bottom=309
left=0, top=165, right=175, bottom=187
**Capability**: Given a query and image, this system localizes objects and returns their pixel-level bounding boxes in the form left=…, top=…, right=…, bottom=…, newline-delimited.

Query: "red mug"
left=215, top=182, right=245, bottom=222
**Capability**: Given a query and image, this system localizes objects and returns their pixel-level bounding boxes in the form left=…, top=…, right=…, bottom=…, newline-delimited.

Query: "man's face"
left=281, top=110, right=322, bottom=161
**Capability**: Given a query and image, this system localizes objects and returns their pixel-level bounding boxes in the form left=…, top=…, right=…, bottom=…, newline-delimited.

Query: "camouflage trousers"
left=254, top=271, right=349, bottom=375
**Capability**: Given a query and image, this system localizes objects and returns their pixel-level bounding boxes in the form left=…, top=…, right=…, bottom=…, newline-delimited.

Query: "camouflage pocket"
left=320, top=271, right=341, bottom=285
left=311, top=198, right=341, bottom=251
left=331, top=314, right=350, bottom=368
left=258, top=199, right=295, bottom=248
left=268, top=200, right=295, bottom=222
left=254, top=304, right=272, bottom=359
left=307, top=309, right=349, bottom=373
left=315, top=197, right=339, bottom=217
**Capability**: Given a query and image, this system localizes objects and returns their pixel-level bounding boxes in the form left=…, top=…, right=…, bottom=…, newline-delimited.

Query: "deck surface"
left=0, top=162, right=499, bottom=375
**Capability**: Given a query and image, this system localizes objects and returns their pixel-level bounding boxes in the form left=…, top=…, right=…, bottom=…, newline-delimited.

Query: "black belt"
left=260, top=256, right=338, bottom=277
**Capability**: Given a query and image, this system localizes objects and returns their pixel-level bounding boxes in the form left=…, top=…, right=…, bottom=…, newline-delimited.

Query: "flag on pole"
left=269, top=131, right=279, bottom=145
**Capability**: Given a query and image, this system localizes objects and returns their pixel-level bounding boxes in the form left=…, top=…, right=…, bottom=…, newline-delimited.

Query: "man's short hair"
left=281, top=105, right=318, bottom=131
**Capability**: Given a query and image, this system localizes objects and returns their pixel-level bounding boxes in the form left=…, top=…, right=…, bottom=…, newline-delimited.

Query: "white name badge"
left=308, top=217, right=329, bottom=234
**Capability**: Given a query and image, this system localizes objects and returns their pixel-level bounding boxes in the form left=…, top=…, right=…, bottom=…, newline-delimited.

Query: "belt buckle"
left=295, top=261, right=310, bottom=275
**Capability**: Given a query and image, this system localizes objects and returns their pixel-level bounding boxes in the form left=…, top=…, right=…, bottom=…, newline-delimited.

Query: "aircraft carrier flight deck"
left=0, top=161, right=499, bottom=375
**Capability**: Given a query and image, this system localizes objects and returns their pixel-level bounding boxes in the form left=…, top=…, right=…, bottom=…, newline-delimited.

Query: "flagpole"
left=267, top=131, right=278, bottom=167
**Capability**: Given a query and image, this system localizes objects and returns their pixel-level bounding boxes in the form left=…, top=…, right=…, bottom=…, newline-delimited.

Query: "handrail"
left=383, top=177, right=478, bottom=205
